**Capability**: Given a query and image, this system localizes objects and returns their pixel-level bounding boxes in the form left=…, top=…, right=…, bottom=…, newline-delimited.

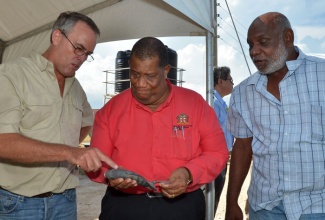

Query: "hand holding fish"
left=104, top=167, right=139, bottom=189
left=159, top=167, right=192, bottom=199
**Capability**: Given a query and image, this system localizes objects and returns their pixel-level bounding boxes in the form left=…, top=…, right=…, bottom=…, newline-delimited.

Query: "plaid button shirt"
left=227, top=47, right=325, bottom=220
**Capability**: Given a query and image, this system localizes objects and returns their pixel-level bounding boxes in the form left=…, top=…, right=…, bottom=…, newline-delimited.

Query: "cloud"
left=178, top=43, right=206, bottom=91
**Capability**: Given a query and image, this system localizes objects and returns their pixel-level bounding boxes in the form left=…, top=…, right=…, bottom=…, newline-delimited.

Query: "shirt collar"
left=155, top=79, right=173, bottom=111
left=30, top=51, right=55, bottom=76
left=30, top=51, right=75, bottom=97
left=134, top=79, right=174, bottom=112
left=214, top=90, right=226, bottom=104
left=286, top=46, right=305, bottom=76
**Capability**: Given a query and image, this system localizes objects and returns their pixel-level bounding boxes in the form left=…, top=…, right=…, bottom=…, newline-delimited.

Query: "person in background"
left=213, top=66, right=234, bottom=215
left=0, top=11, right=116, bottom=220
left=87, top=36, right=229, bottom=220
left=225, top=12, right=325, bottom=220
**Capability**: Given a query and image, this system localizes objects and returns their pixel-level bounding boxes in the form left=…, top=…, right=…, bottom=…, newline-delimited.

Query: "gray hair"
left=213, top=66, right=230, bottom=85
left=50, top=11, right=100, bottom=43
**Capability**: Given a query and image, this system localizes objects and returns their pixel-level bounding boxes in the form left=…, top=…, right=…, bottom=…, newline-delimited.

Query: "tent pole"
left=205, top=26, right=216, bottom=220
left=205, top=1, right=218, bottom=219
left=0, top=39, right=5, bottom=64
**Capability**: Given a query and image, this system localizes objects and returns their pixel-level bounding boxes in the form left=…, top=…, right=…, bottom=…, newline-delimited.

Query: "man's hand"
left=159, top=167, right=191, bottom=199
left=67, top=147, right=117, bottom=172
left=107, top=167, right=138, bottom=189
left=225, top=203, right=243, bottom=220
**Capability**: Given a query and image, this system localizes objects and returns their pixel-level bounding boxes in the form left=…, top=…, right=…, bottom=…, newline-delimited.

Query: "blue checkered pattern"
left=227, top=47, right=325, bottom=220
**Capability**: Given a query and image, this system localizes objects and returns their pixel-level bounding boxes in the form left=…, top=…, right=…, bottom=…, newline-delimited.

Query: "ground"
left=76, top=163, right=251, bottom=220
left=215, top=163, right=250, bottom=220
left=77, top=172, right=106, bottom=220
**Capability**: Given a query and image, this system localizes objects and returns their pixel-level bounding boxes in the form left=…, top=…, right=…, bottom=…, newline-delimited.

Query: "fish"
left=104, top=169, right=157, bottom=191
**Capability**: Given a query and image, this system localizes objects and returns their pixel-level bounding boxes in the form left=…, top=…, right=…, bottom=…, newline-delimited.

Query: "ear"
left=51, top=29, right=62, bottom=46
left=283, top=28, right=294, bottom=47
left=164, top=64, right=171, bottom=78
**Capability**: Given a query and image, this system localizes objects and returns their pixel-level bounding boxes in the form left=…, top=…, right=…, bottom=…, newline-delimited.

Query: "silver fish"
left=104, top=169, right=157, bottom=191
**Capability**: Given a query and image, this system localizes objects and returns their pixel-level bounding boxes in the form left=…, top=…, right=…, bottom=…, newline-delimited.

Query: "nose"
left=81, top=54, right=88, bottom=62
left=250, top=45, right=261, bottom=58
left=135, top=75, right=147, bottom=87
left=75, top=55, right=87, bottom=64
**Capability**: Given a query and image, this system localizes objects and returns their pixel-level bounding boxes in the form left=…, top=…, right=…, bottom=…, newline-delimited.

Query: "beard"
left=258, top=40, right=288, bottom=75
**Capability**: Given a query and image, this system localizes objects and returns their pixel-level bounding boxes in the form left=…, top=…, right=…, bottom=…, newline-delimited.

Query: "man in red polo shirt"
left=87, top=37, right=229, bottom=220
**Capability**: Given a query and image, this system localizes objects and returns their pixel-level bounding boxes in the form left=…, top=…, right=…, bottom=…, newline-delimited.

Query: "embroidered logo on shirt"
left=176, top=113, right=189, bottom=124
left=173, top=113, right=191, bottom=139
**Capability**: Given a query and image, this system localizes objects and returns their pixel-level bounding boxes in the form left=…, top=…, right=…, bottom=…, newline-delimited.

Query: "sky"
left=76, top=0, right=325, bottom=109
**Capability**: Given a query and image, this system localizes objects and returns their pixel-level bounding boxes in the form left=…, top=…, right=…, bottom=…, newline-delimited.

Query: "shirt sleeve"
left=86, top=106, right=112, bottom=184
left=226, top=89, right=253, bottom=138
left=184, top=98, right=229, bottom=189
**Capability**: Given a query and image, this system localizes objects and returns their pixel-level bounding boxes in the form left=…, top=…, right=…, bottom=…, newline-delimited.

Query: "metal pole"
left=0, top=39, right=5, bottom=64
left=205, top=29, right=215, bottom=220
left=214, top=0, right=218, bottom=68
left=205, top=1, right=217, bottom=219
left=205, top=0, right=218, bottom=220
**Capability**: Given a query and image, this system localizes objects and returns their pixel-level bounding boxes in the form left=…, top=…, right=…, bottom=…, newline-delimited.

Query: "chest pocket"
left=68, top=96, right=84, bottom=130
left=171, top=125, right=193, bottom=160
left=21, top=94, right=55, bottom=130
left=311, top=105, right=324, bottom=141
left=304, top=67, right=325, bottom=142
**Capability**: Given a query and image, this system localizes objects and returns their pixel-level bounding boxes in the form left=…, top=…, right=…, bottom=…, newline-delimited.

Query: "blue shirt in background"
left=214, top=90, right=234, bottom=151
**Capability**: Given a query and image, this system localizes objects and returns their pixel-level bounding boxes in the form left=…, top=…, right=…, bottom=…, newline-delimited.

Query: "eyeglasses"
left=59, top=30, right=94, bottom=62
left=226, top=78, right=234, bottom=84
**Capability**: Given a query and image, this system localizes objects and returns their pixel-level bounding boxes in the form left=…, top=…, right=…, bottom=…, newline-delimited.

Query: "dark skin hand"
left=109, top=167, right=191, bottom=199
left=108, top=166, right=138, bottom=189
left=225, top=137, right=253, bottom=220
left=159, top=167, right=191, bottom=198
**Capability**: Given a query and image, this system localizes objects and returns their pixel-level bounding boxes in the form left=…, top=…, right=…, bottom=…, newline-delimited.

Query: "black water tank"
left=166, top=46, right=178, bottom=85
left=115, top=50, right=131, bottom=93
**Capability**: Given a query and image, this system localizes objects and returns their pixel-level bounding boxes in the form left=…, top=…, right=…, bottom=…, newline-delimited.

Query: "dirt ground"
left=77, top=171, right=106, bottom=220
left=214, top=163, right=251, bottom=220
left=76, top=163, right=251, bottom=220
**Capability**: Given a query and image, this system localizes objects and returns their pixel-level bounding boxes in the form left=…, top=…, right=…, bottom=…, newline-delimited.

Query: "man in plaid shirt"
left=226, top=12, right=325, bottom=220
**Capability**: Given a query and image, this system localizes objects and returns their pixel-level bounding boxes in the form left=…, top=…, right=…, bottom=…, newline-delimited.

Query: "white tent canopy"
left=0, top=0, right=215, bottom=62
left=0, top=0, right=218, bottom=219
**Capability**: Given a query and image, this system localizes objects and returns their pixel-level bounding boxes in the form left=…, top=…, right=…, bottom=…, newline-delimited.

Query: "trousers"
left=0, top=188, right=77, bottom=220
left=249, top=200, right=325, bottom=220
left=99, top=187, right=205, bottom=220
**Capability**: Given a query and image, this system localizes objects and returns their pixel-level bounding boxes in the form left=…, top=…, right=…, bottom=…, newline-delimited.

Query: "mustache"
left=252, top=56, right=266, bottom=61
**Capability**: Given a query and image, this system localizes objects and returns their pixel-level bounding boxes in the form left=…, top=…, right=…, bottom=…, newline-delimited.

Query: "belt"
left=146, top=192, right=163, bottom=198
left=0, top=186, right=56, bottom=198
left=32, top=192, right=55, bottom=198
left=109, top=187, right=164, bottom=199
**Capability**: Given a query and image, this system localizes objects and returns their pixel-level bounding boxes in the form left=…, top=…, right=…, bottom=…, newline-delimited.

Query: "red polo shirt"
left=87, top=81, right=228, bottom=194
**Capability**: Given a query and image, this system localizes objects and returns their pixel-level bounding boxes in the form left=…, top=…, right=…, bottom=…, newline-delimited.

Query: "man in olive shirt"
left=0, top=12, right=116, bottom=220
